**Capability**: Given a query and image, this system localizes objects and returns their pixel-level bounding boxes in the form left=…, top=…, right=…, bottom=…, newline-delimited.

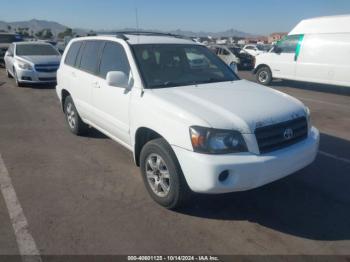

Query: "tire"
left=13, top=69, right=23, bottom=87
left=64, top=96, right=88, bottom=136
left=140, top=138, right=191, bottom=209
left=256, top=66, right=272, bottom=86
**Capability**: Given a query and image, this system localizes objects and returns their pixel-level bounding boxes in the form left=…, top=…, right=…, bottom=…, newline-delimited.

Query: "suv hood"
left=150, top=80, right=306, bottom=133
left=18, top=55, right=61, bottom=65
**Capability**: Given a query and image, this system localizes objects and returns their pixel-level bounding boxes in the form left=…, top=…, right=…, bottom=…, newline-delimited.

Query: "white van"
left=254, top=15, right=350, bottom=87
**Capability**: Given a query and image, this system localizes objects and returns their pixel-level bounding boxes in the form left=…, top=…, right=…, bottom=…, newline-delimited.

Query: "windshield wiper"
left=150, top=81, right=184, bottom=89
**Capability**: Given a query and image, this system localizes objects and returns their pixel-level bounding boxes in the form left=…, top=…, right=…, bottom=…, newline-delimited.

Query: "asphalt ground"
left=0, top=68, right=349, bottom=258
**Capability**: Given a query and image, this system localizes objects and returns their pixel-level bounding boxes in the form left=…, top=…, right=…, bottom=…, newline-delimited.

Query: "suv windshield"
left=132, top=44, right=238, bottom=89
left=16, top=44, right=59, bottom=56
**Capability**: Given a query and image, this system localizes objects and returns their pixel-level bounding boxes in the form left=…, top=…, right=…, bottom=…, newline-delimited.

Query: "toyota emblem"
left=283, top=128, right=294, bottom=140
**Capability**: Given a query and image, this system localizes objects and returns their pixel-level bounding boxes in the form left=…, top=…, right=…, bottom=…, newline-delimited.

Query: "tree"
left=58, top=28, right=73, bottom=39
left=35, top=29, right=53, bottom=39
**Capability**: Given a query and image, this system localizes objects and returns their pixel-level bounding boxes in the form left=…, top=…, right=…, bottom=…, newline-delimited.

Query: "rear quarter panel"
left=296, top=33, right=350, bottom=87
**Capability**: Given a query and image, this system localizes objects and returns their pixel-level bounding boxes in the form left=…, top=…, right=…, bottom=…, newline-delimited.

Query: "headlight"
left=17, top=60, right=33, bottom=70
left=190, top=126, right=248, bottom=154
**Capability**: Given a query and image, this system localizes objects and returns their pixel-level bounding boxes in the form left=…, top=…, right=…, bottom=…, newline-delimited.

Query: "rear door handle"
left=93, top=82, right=100, bottom=88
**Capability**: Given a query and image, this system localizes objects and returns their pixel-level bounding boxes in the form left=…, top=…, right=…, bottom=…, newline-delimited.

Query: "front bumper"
left=15, top=67, right=57, bottom=83
left=172, top=127, right=320, bottom=194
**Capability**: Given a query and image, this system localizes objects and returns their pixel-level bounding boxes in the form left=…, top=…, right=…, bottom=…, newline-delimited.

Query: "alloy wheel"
left=145, top=153, right=171, bottom=198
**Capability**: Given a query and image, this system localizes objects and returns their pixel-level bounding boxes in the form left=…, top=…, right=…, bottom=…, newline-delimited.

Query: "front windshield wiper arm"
left=150, top=81, right=184, bottom=89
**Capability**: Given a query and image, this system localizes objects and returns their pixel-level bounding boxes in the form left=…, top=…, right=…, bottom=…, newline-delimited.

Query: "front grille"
left=255, top=117, right=308, bottom=154
left=35, top=64, right=59, bottom=73
left=38, top=77, right=56, bottom=81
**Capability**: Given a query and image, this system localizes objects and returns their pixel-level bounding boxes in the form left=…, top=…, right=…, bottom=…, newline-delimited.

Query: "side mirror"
left=106, top=71, right=129, bottom=88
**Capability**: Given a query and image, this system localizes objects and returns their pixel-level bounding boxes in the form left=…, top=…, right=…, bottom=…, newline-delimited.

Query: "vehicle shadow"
left=86, top=128, right=109, bottom=139
left=20, top=83, right=56, bottom=90
left=178, top=133, right=350, bottom=241
left=271, top=79, right=350, bottom=96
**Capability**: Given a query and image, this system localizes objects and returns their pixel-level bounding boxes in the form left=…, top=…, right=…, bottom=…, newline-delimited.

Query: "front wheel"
left=256, top=66, right=272, bottom=86
left=6, top=68, right=13, bottom=78
left=140, top=138, right=191, bottom=209
left=13, top=69, right=23, bottom=87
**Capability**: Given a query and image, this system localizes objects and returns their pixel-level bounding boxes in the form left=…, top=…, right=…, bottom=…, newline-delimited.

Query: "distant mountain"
left=0, top=19, right=68, bottom=35
left=169, top=28, right=255, bottom=38
left=98, top=28, right=256, bottom=38
left=0, top=19, right=257, bottom=38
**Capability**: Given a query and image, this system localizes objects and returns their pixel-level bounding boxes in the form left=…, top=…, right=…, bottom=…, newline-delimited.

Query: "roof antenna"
left=135, top=7, right=140, bottom=44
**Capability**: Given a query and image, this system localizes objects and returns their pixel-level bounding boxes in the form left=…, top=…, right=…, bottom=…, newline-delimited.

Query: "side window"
left=277, top=35, right=301, bottom=53
left=222, top=48, right=230, bottom=55
left=65, top=41, right=82, bottom=67
left=8, top=44, right=14, bottom=55
left=79, top=41, right=104, bottom=74
left=99, top=42, right=130, bottom=78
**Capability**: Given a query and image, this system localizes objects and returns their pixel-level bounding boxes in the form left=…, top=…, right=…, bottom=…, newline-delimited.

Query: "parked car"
left=208, top=45, right=239, bottom=73
left=254, top=15, right=350, bottom=87
left=227, top=46, right=255, bottom=70
left=56, top=33, right=319, bottom=209
left=4, top=42, right=61, bottom=87
left=0, top=33, right=22, bottom=66
left=242, top=44, right=265, bottom=57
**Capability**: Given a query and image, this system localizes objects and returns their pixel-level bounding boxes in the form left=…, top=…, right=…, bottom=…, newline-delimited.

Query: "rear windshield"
left=0, top=35, right=18, bottom=44
left=16, top=44, right=59, bottom=56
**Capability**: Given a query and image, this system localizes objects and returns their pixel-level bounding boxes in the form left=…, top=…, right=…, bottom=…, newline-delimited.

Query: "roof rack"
left=115, top=31, right=192, bottom=41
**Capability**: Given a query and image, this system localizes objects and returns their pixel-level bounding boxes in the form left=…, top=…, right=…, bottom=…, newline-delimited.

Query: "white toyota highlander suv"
left=56, top=32, right=320, bottom=209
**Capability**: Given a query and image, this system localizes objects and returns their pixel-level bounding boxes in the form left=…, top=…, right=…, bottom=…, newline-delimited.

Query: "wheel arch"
left=61, top=89, right=71, bottom=112
left=134, top=127, right=167, bottom=167
left=253, top=64, right=271, bottom=75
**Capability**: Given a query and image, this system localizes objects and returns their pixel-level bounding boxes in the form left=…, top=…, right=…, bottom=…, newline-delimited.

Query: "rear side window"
left=79, top=41, right=104, bottom=74
left=65, top=41, right=82, bottom=67
left=98, top=42, right=130, bottom=78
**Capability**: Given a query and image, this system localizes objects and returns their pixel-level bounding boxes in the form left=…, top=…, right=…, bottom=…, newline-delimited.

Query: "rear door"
left=73, top=40, right=104, bottom=120
left=90, top=41, right=132, bottom=145
left=269, top=35, right=303, bottom=79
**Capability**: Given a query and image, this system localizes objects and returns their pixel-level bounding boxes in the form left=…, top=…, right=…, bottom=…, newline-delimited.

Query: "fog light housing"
left=218, top=170, right=230, bottom=183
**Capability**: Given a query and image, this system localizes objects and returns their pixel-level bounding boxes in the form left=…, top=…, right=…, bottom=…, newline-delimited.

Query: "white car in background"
left=4, top=42, right=61, bottom=87
left=242, top=44, right=265, bottom=57
left=208, top=45, right=239, bottom=73
left=56, top=32, right=319, bottom=209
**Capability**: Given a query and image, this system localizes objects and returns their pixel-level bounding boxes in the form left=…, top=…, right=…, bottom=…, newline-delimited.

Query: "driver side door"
left=270, top=35, right=302, bottom=79
left=91, top=41, right=132, bottom=146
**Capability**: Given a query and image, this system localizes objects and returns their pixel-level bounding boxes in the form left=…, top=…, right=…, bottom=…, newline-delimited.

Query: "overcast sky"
left=1, top=0, right=350, bottom=34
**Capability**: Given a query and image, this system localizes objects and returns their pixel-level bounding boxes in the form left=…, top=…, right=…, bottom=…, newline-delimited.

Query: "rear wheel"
left=140, top=138, right=191, bottom=209
left=64, top=96, right=88, bottom=136
left=256, top=66, right=272, bottom=85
